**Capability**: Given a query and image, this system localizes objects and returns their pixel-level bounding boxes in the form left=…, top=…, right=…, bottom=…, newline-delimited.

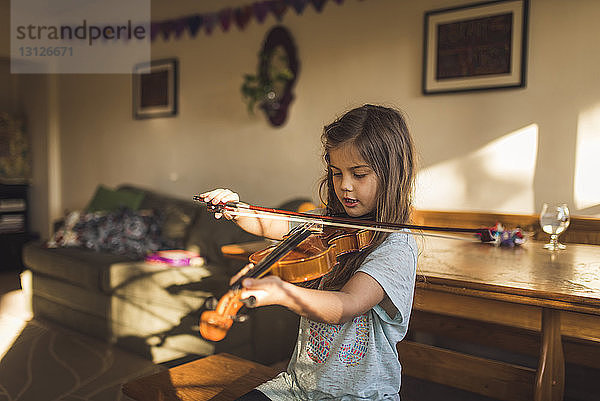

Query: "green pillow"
left=86, top=185, right=145, bottom=212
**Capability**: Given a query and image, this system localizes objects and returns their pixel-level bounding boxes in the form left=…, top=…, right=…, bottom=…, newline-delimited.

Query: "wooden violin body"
left=199, top=225, right=374, bottom=341
left=249, top=227, right=373, bottom=283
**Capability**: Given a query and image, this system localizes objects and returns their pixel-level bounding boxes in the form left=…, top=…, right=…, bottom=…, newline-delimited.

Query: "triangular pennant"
left=287, top=0, right=308, bottom=15
left=253, top=1, right=270, bottom=24
left=219, top=8, right=233, bottom=32
left=204, top=13, right=217, bottom=35
left=310, top=0, right=327, bottom=13
left=173, top=18, right=186, bottom=38
left=160, top=20, right=175, bottom=41
left=187, top=15, right=203, bottom=38
left=234, top=6, right=253, bottom=31
left=150, top=22, right=160, bottom=41
left=268, top=0, right=288, bottom=21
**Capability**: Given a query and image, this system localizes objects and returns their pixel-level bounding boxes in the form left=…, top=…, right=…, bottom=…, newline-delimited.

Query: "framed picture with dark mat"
left=133, top=58, right=178, bottom=119
left=423, top=0, right=529, bottom=94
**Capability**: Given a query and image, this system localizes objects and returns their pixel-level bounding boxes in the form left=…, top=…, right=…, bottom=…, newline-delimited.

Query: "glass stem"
left=550, top=234, right=558, bottom=246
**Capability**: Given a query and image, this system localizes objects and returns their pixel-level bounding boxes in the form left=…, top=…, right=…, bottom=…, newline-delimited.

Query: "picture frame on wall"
left=423, top=0, right=529, bottom=95
left=133, top=58, right=178, bottom=119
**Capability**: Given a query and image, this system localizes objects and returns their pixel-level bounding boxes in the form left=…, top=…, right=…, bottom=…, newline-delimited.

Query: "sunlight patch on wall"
left=415, top=124, right=539, bottom=213
left=414, top=158, right=468, bottom=209
left=574, top=105, right=600, bottom=210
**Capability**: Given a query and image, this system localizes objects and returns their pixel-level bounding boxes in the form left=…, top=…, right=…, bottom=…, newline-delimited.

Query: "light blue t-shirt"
left=257, top=230, right=418, bottom=400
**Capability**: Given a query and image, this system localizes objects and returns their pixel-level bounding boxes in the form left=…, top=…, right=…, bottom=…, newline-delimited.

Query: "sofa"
left=22, top=184, right=300, bottom=365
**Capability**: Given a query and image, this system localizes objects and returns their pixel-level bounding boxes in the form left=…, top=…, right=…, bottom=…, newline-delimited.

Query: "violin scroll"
left=200, top=291, right=257, bottom=341
left=200, top=291, right=245, bottom=342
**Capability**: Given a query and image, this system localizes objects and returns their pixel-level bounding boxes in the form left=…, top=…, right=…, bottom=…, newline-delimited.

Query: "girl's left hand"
left=240, top=276, right=291, bottom=308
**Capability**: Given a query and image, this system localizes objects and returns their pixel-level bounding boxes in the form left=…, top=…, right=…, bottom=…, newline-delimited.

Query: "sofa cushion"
left=24, top=240, right=233, bottom=294
left=29, top=262, right=254, bottom=363
left=32, top=293, right=254, bottom=363
left=23, top=241, right=131, bottom=290
left=86, top=185, right=145, bottom=212
left=119, top=185, right=198, bottom=249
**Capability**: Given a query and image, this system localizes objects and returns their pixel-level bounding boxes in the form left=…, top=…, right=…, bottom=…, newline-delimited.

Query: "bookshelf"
left=0, top=182, right=28, bottom=270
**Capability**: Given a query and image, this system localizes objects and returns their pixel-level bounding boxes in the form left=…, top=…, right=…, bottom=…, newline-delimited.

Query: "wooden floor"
left=0, top=269, right=161, bottom=401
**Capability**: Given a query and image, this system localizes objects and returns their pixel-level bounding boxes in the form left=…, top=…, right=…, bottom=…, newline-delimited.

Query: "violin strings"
left=230, top=222, right=316, bottom=290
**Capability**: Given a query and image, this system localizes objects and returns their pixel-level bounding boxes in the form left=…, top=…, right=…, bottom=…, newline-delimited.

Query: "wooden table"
left=122, top=353, right=279, bottom=401
left=222, top=237, right=600, bottom=401
left=220, top=236, right=600, bottom=400
left=401, top=236, right=600, bottom=401
left=220, top=240, right=277, bottom=261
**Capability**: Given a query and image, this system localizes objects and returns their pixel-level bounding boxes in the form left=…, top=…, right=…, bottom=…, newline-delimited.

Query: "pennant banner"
left=253, top=1, right=270, bottom=24
left=269, top=0, right=289, bottom=21
left=204, top=13, right=217, bottom=35
left=311, top=0, right=328, bottom=13
left=234, top=6, right=254, bottom=30
left=289, top=0, right=308, bottom=15
left=187, top=15, right=203, bottom=38
left=219, top=8, right=234, bottom=32
left=151, top=0, right=356, bottom=42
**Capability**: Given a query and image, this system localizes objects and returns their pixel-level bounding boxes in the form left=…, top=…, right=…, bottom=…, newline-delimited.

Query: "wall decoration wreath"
left=241, top=25, right=299, bottom=127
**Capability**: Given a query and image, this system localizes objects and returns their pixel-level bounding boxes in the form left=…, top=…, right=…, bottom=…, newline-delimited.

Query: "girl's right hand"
left=198, top=188, right=240, bottom=220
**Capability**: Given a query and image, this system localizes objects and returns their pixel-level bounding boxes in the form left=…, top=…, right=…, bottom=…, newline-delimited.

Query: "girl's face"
left=328, top=143, right=379, bottom=217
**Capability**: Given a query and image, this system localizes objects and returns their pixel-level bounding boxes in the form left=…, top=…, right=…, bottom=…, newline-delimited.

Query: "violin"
left=194, top=198, right=494, bottom=342
left=249, top=225, right=374, bottom=283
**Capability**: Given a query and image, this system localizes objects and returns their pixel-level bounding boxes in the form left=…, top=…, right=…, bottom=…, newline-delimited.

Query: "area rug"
left=0, top=314, right=161, bottom=401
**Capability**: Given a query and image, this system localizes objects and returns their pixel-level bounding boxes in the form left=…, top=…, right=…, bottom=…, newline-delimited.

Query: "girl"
left=199, top=104, right=418, bottom=400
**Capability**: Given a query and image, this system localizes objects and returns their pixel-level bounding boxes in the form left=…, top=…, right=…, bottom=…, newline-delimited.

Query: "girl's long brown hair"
left=318, top=104, right=416, bottom=290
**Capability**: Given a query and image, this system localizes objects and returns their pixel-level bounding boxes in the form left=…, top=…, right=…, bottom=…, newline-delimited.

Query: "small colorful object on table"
left=482, top=222, right=528, bottom=247
left=145, top=250, right=205, bottom=267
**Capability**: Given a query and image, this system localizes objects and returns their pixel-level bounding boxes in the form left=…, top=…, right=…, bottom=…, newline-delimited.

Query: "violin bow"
left=193, top=196, right=495, bottom=243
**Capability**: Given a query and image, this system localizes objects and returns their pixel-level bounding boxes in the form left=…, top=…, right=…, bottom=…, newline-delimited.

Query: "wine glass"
left=539, top=203, right=570, bottom=250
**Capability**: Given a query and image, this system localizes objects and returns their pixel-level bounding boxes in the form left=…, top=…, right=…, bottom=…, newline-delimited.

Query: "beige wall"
left=17, top=75, right=52, bottom=237
left=6, top=0, right=600, bottom=237
left=0, top=0, right=9, bottom=58
left=0, top=58, right=18, bottom=114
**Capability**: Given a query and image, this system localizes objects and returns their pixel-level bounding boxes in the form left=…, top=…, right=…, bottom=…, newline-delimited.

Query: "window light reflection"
left=574, top=104, right=600, bottom=211
left=415, top=124, right=539, bottom=214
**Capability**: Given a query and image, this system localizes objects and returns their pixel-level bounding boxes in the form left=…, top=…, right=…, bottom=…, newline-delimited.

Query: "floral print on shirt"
left=307, top=313, right=370, bottom=366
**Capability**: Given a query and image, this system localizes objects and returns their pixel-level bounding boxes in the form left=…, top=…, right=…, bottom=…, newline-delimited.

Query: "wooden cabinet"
left=0, top=183, right=28, bottom=270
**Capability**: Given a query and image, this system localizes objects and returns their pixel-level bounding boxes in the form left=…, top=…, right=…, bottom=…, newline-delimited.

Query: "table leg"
left=534, top=308, right=564, bottom=401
